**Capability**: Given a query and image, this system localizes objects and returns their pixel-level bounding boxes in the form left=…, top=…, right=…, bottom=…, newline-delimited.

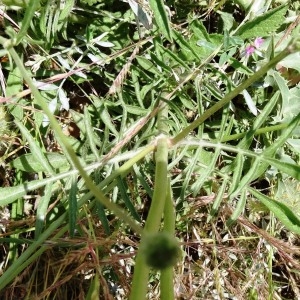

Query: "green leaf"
left=172, top=29, right=201, bottom=62
left=190, top=19, right=210, bottom=41
left=236, top=5, right=288, bottom=39
left=15, top=120, right=54, bottom=174
left=68, top=176, right=77, bottom=238
left=268, top=70, right=290, bottom=114
left=227, top=189, right=247, bottom=226
left=157, top=44, right=190, bottom=69
left=84, top=106, right=100, bottom=161
left=136, top=56, right=161, bottom=75
left=279, top=52, right=300, bottom=73
left=86, top=273, right=100, bottom=300
left=249, top=187, right=300, bottom=234
left=95, top=202, right=110, bottom=235
left=194, top=34, right=223, bottom=60
left=11, top=152, right=69, bottom=172
left=6, top=63, right=24, bottom=120
left=126, top=105, right=148, bottom=115
left=218, top=11, right=235, bottom=31
left=263, top=157, right=300, bottom=180
left=149, top=0, right=172, bottom=42
left=35, top=182, right=52, bottom=239
left=117, top=177, right=141, bottom=222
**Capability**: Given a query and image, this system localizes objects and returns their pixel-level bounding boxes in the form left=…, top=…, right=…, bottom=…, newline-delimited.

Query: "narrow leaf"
left=227, top=189, right=247, bottom=226
left=95, top=202, right=110, bottom=235
left=249, top=187, right=300, bottom=235
left=69, top=176, right=77, bottom=238
left=117, top=177, right=141, bottom=222
left=84, top=106, right=100, bottom=161
left=35, top=182, right=52, bottom=239
left=264, top=157, right=300, bottom=180
left=0, top=169, right=75, bottom=206
left=149, top=0, right=172, bottom=41
left=242, top=89, right=257, bottom=116
left=15, top=120, right=54, bottom=174
left=11, top=152, right=69, bottom=172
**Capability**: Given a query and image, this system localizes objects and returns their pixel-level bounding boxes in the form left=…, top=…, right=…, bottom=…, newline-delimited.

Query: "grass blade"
left=68, top=175, right=78, bottom=237
left=117, top=176, right=141, bottom=222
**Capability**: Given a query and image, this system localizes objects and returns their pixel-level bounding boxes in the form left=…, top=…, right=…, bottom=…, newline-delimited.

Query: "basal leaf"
left=236, top=5, right=288, bottom=39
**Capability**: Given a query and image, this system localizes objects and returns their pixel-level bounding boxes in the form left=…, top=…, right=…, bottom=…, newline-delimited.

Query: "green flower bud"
left=141, top=232, right=180, bottom=270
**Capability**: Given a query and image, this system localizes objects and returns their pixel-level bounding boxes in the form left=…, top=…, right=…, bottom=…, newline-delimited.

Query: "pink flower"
left=243, top=37, right=264, bottom=57
left=254, top=37, right=264, bottom=48
left=245, top=45, right=255, bottom=56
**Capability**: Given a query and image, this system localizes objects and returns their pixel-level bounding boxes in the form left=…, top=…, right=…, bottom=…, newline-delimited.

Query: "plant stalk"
left=161, top=179, right=176, bottom=300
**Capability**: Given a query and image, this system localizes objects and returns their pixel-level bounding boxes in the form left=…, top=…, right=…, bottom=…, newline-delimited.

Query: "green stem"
left=130, top=136, right=169, bottom=300
left=171, top=46, right=293, bottom=145
left=3, top=41, right=142, bottom=235
left=130, top=98, right=170, bottom=299
left=145, top=136, right=169, bottom=232
left=161, top=179, right=175, bottom=300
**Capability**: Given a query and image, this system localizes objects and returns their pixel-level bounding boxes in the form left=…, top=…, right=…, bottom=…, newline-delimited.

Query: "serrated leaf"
left=11, top=152, right=69, bottom=172
left=236, top=5, right=288, bottom=39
